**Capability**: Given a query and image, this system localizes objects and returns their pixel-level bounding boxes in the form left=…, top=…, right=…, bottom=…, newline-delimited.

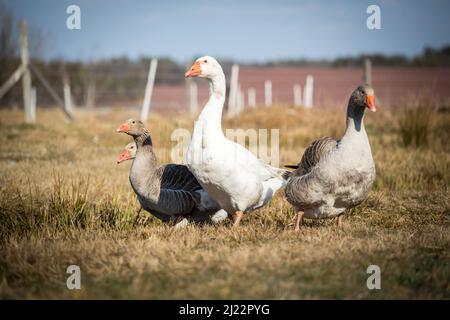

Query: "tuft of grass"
left=0, top=174, right=139, bottom=240
left=398, top=103, right=436, bottom=147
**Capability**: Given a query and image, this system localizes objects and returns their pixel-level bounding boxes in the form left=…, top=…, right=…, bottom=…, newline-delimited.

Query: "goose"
left=117, top=141, right=136, bottom=164
left=185, top=56, right=288, bottom=227
left=116, top=119, right=228, bottom=225
left=284, top=84, right=376, bottom=231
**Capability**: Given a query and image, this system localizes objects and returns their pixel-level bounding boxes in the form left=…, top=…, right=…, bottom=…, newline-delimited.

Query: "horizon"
left=4, top=0, right=450, bottom=63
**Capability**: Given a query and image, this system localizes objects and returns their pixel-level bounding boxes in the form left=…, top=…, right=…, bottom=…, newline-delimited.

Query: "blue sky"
left=5, top=0, right=450, bottom=62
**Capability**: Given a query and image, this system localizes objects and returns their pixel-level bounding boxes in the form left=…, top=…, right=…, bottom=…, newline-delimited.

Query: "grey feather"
left=285, top=85, right=376, bottom=219
left=123, top=121, right=223, bottom=223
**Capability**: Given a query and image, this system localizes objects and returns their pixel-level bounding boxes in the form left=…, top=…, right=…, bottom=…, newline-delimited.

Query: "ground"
left=0, top=105, right=449, bottom=299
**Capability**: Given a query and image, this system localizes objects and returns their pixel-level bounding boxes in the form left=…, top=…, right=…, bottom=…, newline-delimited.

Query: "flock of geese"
left=116, top=56, right=376, bottom=231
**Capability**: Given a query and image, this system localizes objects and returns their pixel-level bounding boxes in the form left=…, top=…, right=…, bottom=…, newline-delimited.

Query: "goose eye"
left=204, top=60, right=207, bottom=63
left=132, top=121, right=135, bottom=124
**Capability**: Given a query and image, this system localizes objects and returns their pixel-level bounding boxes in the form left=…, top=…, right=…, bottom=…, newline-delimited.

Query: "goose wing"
left=227, top=139, right=283, bottom=182
left=159, top=164, right=202, bottom=192
left=141, top=164, right=202, bottom=217
left=289, top=137, right=338, bottom=176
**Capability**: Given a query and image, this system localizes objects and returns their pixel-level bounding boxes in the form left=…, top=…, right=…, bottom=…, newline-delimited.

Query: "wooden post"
left=293, top=84, right=302, bottom=107
left=189, top=81, right=198, bottom=114
left=303, top=75, right=314, bottom=108
left=364, top=58, right=372, bottom=85
left=264, top=80, right=272, bottom=107
left=20, top=19, right=33, bottom=123
left=248, top=87, right=256, bottom=108
left=227, top=64, right=239, bottom=116
left=30, top=64, right=72, bottom=121
left=235, top=83, right=244, bottom=115
left=30, top=87, right=36, bottom=122
left=63, top=82, right=73, bottom=115
left=140, top=58, right=158, bottom=122
left=0, top=65, right=25, bottom=100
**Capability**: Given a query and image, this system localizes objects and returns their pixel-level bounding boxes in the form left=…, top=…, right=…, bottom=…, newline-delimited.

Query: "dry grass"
left=398, top=99, right=437, bottom=148
left=0, top=105, right=449, bottom=299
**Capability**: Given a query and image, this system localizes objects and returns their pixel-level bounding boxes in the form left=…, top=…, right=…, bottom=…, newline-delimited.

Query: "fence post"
left=240, top=87, right=245, bottom=112
left=248, top=87, right=256, bottom=108
left=189, top=81, right=198, bottom=114
left=85, top=81, right=95, bottom=109
left=30, top=64, right=72, bottom=121
left=236, top=83, right=244, bottom=115
left=63, top=82, right=73, bottom=115
left=264, top=80, right=272, bottom=107
left=303, top=75, right=314, bottom=108
left=0, top=65, right=25, bottom=101
left=20, top=19, right=33, bottom=123
left=364, top=58, right=372, bottom=85
left=227, top=64, right=239, bottom=116
left=293, top=84, right=302, bottom=107
left=140, top=58, right=158, bottom=122
left=30, top=87, right=36, bottom=122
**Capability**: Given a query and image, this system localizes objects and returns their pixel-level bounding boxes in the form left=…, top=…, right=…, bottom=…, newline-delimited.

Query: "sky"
left=4, top=0, right=450, bottom=63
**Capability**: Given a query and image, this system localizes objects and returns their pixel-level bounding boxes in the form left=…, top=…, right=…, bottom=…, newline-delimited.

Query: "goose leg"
left=294, top=210, right=303, bottom=232
left=232, top=211, right=244, bottom=227
left=336, top=215, right=343, bottom=227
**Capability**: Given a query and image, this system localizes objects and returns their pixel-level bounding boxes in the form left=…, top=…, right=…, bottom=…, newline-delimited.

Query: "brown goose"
left=285, top=84, right=376, bottom=231
left=116, top=142, right=193, bottom=228
left=116, top=119, right=228, bottom=224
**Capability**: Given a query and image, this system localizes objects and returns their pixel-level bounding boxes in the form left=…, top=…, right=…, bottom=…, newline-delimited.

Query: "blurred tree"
left=0, top=2, right=17, bottom=58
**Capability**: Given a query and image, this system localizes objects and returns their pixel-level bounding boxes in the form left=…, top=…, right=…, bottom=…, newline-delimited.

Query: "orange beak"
left=185, top=61, right=202, bottom=77
left=366, top=95, right=376, bottom=112
left=116, top=122, right=129, bottom=133
left=117, top=150, right=131, bottom=164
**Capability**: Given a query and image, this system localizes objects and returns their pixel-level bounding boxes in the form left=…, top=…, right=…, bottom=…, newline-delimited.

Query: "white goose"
left=185, top=56, right=288, bottom=226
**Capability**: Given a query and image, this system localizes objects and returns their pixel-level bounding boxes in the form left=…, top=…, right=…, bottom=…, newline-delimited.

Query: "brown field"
left=149, top=67, right=450, bottom=111
left=0, top=103, right=449, bottom=299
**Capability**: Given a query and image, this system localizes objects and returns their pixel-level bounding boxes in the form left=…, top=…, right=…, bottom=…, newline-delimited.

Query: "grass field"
left=0, top=104, right=449, bottom=299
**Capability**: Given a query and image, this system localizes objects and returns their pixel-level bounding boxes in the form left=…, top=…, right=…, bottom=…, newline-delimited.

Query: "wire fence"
left=2, top=58, right=450, bottom=115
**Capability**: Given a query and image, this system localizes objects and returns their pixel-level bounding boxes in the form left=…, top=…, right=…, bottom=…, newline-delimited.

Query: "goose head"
left=116, top=118, right=146, bottom=137
left=350, top=84, right=376, bottom=112
left=117, top=142, right=136, bottom=164
left=185, top=56, right=222, bottom=79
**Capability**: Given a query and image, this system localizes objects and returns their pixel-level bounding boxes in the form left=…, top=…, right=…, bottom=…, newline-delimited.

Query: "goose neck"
left=208, top=72, right=226, bottom=98
left=344, top=101, right=367, bottom=136
left=198, top=73, right=226, bottom=131
left=130, top=131, right=159, bottom=200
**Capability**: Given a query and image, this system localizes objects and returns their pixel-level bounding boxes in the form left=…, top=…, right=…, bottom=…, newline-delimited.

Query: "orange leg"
left=294, top=210, right=304, bottom=232
left=232, top=211, right=244, bottom=227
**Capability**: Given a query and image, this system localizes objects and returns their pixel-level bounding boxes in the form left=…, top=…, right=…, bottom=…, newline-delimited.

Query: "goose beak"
left=366, top=95, right=376, bottom=112
left=116, top=122, right=129, bottom=133
left=117, top=150, right=130, bottom=164
left=185, top=61, right=202, bottom=77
